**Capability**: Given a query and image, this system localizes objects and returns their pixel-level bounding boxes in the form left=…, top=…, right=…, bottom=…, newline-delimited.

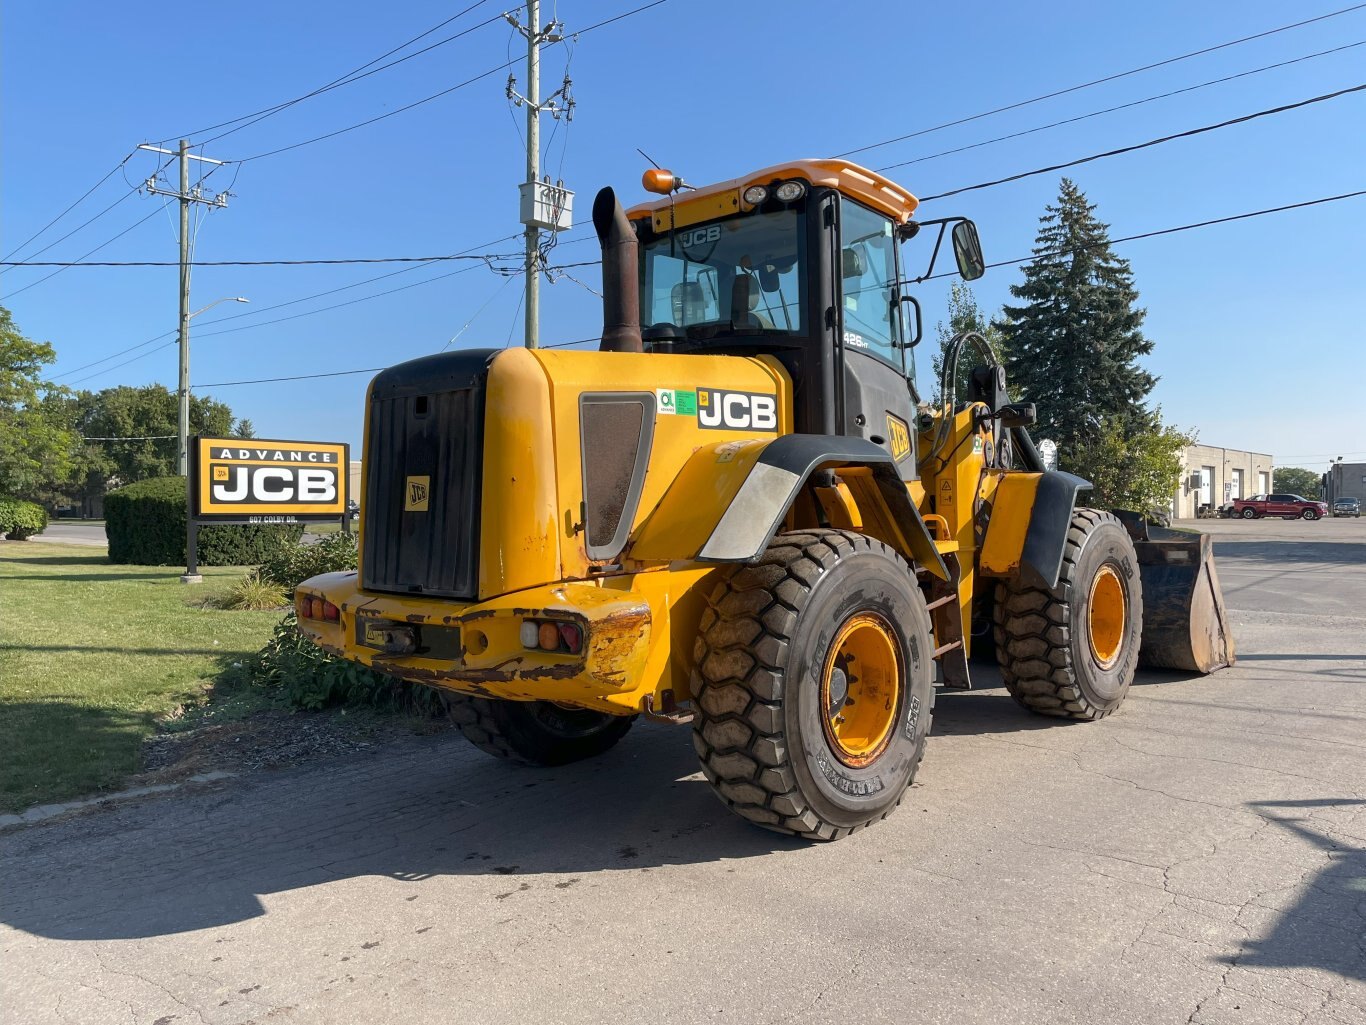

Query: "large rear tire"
left=993, top=508, right=1142, bottom=720
left=691, top=529, right=934, bottom=841
left=441, top=694, right=634, bottom=766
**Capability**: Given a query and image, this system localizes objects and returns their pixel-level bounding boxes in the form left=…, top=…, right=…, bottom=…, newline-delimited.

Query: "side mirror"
left=952, top=220, right=985, bottom=281
left=898, top=294, right=923, bottom=348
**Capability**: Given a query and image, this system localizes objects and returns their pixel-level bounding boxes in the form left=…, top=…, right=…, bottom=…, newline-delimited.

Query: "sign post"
left=185, top=435, right=350, bottom=583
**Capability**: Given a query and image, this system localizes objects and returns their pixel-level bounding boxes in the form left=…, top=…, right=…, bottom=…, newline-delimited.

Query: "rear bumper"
left=295, top=571, right=654, bottom=713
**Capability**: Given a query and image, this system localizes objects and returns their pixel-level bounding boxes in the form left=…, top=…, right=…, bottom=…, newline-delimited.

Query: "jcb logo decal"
left=405, top=476, right=430, bottom=512
left=886, top=414, right=912, bottom=462
left=696, top=389, right=778, bottom=432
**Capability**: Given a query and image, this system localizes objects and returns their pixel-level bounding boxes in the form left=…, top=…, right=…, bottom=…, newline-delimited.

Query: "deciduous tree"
left=0, top=306, right=74, bottom=499
left=1272, top=466, right=1322, bottom=499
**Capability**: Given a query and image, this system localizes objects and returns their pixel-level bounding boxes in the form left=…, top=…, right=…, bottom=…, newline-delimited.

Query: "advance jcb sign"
left=193, top=436, right=349, bottom=522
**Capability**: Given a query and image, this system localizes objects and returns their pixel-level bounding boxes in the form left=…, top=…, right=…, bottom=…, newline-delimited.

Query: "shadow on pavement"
left=0, top=725, right=806, bottom=941
left=0, top=672, right=1131, bottom=942
left=1213, top=540, right=1366, bottom=566
left=1228, top=799, right=1366, bottom=983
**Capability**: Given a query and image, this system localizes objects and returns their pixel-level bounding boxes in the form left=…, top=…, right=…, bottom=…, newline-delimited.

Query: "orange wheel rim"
left=1088, top=564, right=1127, bottom=669
left=819, top=613, right=902, bottom=768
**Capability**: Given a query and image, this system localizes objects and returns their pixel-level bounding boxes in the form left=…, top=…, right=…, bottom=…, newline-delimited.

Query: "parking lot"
left=3, top=518, right=1363, bottom=1025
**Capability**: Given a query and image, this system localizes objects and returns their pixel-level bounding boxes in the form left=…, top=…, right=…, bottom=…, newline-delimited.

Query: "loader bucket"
left=1111, top=512, right=1236, bottom=673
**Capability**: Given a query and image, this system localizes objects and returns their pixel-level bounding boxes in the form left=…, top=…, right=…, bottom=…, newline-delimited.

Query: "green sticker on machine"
left=656, top=389, right=697, bottom=415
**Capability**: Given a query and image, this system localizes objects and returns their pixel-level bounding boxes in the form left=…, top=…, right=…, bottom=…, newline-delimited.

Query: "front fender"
left=980, top=470, right=1092, bottom=588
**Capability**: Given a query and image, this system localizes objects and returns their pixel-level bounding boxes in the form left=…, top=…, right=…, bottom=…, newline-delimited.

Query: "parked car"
left=1333, top=497, right=1361, bottom=518
left=1232, top=494, right=1330, bottom=520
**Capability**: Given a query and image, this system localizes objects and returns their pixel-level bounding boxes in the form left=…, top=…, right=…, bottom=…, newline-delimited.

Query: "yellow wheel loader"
left=296, top=159, right=1234, bottom=840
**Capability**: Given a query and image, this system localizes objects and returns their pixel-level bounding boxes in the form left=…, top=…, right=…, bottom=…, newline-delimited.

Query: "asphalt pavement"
left=3, top=518, right=1363, bottom=1025
left=32, top=521, right=108, bottom=547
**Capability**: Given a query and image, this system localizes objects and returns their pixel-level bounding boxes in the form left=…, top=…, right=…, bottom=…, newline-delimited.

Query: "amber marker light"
left=642, top=168, right=682, bottom=195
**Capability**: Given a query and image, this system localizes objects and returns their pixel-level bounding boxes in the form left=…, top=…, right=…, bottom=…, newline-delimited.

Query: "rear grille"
left=362, top=350, right=494, bottom=600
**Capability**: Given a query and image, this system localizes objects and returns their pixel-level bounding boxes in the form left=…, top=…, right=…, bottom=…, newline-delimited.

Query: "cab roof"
left=625, top=158, right=919, bottom=230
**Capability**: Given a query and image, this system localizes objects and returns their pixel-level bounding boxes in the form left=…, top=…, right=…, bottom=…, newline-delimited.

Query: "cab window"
left=840, top=197, right=901, bottom=368
left=640, top=208, right=806, bottom=339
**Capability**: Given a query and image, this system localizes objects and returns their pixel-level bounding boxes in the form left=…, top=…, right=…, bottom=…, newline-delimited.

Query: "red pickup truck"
left=1232, top=494, right=1329, bottom=520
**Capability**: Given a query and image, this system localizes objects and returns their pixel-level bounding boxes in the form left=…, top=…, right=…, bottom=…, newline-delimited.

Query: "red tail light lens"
left=296, top=594, right=340, bottom=621
left=558, top=623, right=583, bottom=654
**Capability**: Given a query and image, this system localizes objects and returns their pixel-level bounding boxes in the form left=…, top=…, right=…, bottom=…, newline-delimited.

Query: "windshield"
left=641, top=208, right=805, bottom=340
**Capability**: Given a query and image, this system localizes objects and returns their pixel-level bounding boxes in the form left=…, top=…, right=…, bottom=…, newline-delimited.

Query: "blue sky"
left=3, top=0, right=1364, bottom=473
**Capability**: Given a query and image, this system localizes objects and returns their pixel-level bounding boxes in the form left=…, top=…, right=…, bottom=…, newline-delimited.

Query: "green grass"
left=0, top=543, right=281, bottom=813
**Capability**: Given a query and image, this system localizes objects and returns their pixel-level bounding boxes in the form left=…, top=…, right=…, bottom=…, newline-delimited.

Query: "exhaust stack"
left=592, top=187, right=642, bottom=353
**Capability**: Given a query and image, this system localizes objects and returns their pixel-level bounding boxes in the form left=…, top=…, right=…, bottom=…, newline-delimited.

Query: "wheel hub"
left=819, top=613, right=902, bottom=768
left=1087, top=563, right=1127, bottom=670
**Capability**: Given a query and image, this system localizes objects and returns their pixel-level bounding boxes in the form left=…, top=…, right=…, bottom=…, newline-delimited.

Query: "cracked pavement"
left=3, top=518, right=1364, bottom=1024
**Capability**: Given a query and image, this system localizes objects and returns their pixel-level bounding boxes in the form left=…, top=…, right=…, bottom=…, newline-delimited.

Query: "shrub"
left=0, top=497, right=48, bottom=540
left=258, top=530, right=359, bottom=594
left=225, top=612, right=441, bottom=714
left=105, top=476, right=302, bottom=566
left=218, top=570, right=289, bottom=611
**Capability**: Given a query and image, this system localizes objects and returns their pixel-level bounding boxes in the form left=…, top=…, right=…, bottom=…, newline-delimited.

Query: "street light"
left=189, top=296, right=249, bottom=320
left=176, top=297, right=249, bottom=476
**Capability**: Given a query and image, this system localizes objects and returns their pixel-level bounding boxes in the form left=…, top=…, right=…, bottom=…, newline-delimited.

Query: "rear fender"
left=628, top=434, right=948, bottom=580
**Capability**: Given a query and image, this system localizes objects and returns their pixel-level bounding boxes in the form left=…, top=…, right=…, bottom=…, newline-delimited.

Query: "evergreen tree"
left=996, top=179, right=1155, bottom=456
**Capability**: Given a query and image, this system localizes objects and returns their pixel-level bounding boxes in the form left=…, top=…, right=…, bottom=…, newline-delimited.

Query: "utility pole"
left=506, top=1, right=574, bottom=348
left=137, top=140, right=230, bottom=474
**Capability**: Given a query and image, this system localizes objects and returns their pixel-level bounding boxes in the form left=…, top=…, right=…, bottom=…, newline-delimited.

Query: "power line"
left=0, top=153, right=134, bottom=263
left=193, top=261, right=497, bottom=338
left=62, top=262, right=508, bottom=385
left=918, top=82, right=1366, bottom=202
left=195, top=335, right=597, bottom=388
left=876, top=38, right=1366, bottom=174
left=0, top=206, right=163, bottom=301
left=6, top=251, right=534, bottom=267
left=925, top=188, right=1366, bottom=281
left=235, top=0, right=669, bottom=163
left=838, top=1, right=1366, bottom=160
left=79, top=435, right=177, bottom=441
left=15, top=81, right=1360, bottom=276
left=195, top=188, right=1365, bottom=388
left=202, top=5, right=514, bottom=146
left=51, top=330, right=177, bottom=381
left=50, top=233, right=523, bottom=386
left=1, top=155, right=178, bottom=277
left=170, top=1, right=509, bottom=142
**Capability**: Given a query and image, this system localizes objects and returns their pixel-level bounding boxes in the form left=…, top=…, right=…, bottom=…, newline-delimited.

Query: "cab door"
left=836, top=197, right=918, bottom=479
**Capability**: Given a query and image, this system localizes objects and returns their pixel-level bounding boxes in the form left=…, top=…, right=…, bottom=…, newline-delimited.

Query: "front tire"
left=691, top=529, right=934, bottom=841
left=993, top=509, right=1142, bottom=720
left=1301, top=508, right=1318, bottom=520
left=442, top=694, right=634, bottom=766
left=1241, top=507, right=1257, bottom=519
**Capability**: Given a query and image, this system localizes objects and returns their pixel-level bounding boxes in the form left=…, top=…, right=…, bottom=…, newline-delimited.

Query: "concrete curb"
left=0, top=771, right=237, bottom=831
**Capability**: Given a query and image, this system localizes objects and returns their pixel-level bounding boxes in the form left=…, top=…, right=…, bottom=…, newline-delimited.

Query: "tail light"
left=296, top=593, right=341, bottom=622
left=520, top=617, right=585, bottom=655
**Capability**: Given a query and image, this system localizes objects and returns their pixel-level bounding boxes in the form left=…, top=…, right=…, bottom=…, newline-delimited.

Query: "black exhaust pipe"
left=592, top=187, right=642, bottom=353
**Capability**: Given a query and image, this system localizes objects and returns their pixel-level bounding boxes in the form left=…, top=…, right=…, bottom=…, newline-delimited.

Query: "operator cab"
left=625, top=158, right=984, bottom=468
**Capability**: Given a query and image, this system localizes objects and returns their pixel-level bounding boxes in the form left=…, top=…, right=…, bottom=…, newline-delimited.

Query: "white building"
left=1172, top=444, right=1274, bottom=519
